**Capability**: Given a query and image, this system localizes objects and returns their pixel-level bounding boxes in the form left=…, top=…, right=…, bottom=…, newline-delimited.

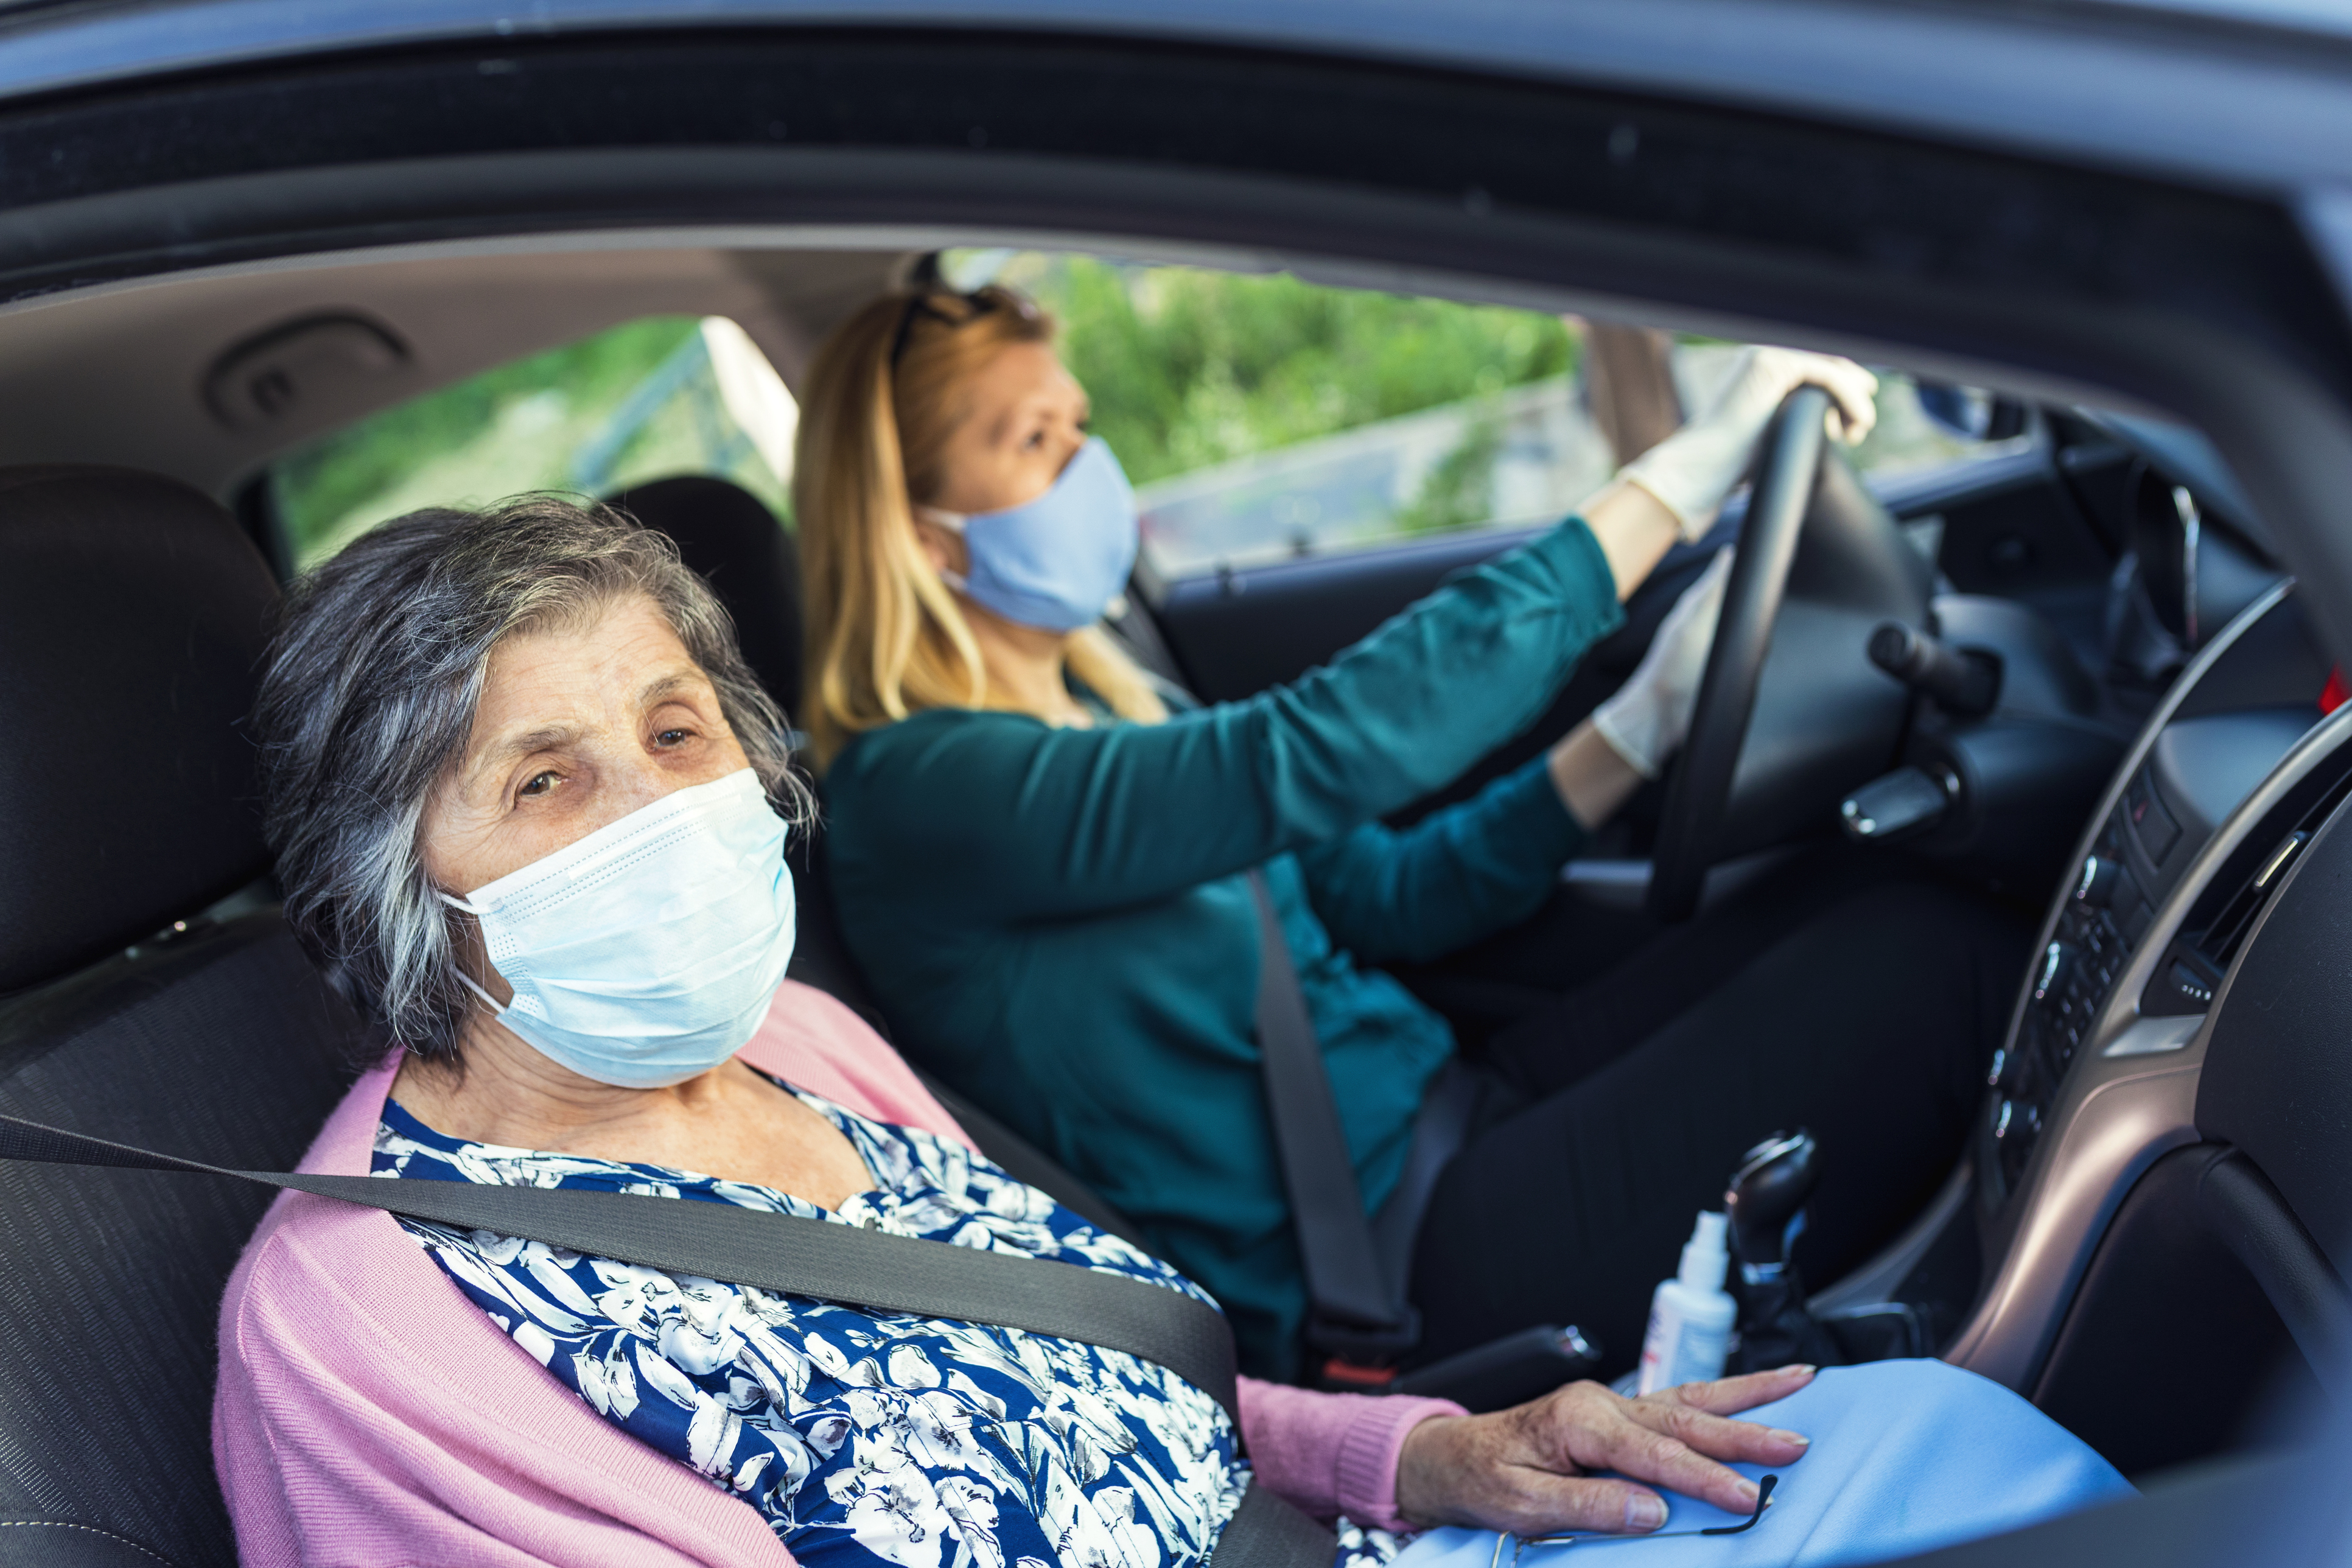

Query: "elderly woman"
left=215, top=497, right=1838, bottom=1567
left=212, top=497, right=2128, bottom=1566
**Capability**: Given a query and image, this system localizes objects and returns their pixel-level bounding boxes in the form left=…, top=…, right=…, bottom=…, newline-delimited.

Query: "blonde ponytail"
left=797, top=285, right=1167, bottom=765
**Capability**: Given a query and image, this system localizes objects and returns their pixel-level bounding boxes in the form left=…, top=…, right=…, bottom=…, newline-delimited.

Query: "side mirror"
left=1916, top=380, right=2031, bottom=443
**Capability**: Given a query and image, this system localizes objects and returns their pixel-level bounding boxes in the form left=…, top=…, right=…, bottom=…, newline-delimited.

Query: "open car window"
left=269, top=314, right=796, bottom=568
left=958, top=251, right=2032, bottom=582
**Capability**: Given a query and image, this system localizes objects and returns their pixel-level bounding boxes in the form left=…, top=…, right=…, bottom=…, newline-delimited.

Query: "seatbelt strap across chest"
left=1246, top=871, right=1419, bottom=1368
left=0, top=1111, right=1334, bottom=1568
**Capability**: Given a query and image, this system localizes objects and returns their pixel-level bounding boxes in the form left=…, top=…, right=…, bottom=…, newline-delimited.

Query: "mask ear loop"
left=436, top=890, right=509, bottom=1021
left=914, top=506, right=974, bottom=595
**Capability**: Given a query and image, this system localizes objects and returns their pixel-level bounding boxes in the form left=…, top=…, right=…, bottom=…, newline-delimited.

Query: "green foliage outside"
left=1396, top=411, right=1508, bottom=537
left=998, top=254, right=1578, bottom=489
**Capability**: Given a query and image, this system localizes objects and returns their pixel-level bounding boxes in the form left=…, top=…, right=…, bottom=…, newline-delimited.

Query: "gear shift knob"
left=1726, top=1130, right=1818, bottom=1279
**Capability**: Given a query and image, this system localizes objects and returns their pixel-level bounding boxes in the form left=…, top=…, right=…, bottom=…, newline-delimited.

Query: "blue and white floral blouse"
left=373, top=1083, right=1401, bottom=1568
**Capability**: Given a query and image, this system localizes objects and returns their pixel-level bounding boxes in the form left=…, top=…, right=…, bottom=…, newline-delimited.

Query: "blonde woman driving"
left=800, top=285, right=2026, bottom=1383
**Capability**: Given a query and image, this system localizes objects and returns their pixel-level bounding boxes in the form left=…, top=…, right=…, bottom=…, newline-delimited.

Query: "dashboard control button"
left=2032, top=942, right=2077, bottom=1006
left=2074, top=855, right=2123, bottom=907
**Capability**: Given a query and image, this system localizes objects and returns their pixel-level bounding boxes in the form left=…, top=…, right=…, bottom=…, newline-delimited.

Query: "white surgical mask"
left=440, top=768, right=796, bottom=1088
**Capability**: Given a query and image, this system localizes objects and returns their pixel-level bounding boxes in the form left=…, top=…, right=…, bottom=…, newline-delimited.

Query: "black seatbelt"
left=0, top=1111, right=1332, bottom=1567
left=1245, top=872, right=1419, bottom=1374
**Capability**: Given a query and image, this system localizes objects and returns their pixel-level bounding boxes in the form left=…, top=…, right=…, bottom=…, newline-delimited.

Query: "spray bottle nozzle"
left=1679, top=1211, right=1730, bottom=1292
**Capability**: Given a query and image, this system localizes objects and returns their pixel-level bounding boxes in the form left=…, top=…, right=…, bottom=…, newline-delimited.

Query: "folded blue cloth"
left=1391, top=1360, right=2131, bottom=1568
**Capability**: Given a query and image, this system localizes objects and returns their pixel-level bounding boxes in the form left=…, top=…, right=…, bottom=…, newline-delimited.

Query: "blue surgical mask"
left=441, top=768, right=797, bottom=1089
left=926, top=436, right=1139, bottom=632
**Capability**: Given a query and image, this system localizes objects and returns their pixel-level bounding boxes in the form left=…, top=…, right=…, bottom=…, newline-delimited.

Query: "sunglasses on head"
left=887, top=287, right=1030, bottom=368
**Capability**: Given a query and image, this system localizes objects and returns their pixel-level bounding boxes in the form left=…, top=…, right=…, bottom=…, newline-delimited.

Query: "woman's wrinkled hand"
left=1392, top=1366, right=1816, bottom=1536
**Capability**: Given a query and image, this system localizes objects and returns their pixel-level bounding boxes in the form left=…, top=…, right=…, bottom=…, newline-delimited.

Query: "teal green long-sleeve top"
left=823, top=518, right=1626, bottom=1379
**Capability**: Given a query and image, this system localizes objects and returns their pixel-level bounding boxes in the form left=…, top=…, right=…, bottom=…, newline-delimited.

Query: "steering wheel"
left=1646, top=385, right=1834, bottom=923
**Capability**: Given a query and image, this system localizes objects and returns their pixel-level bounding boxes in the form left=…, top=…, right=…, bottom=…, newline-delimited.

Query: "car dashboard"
left=1862, top=577, right=2352, bottom=1394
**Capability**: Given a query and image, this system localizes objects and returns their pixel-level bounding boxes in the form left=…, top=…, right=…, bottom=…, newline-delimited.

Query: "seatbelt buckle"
left=1318, top=1357, right=1399, bottom=1391
left=1307, top=1304, right=1422, bottom=1391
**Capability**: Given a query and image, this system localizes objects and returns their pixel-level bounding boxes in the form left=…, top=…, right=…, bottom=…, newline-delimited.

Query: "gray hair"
left=253, top=494, right=808, bottom=1066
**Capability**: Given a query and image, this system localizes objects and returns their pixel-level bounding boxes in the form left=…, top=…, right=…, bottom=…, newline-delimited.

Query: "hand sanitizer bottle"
left=1636, top=1211, right=1737, bottom=1395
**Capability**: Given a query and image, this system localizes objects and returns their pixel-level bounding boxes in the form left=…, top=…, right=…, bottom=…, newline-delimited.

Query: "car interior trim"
left=2099, top=1015, right=2202, bottom=1059
left=2194, top=1150, right=2352, bottom=1395
left=4, top=0, right=2352, bottom=198
left=1946, top=591, right=2352, bottom=1392
left=1980, top=576, right=2292, bottom=1149
left=1946, top=1049, right=2208, bottom=1393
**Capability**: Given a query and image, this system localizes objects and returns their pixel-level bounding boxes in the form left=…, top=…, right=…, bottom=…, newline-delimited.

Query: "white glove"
left=1592, top=548, right=1733, bottom=779
left=1619, top=346, right=1880, bottom=542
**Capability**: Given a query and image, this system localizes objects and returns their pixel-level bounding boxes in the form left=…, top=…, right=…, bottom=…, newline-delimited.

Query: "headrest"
left=607, top=475, right=803, bottom=717
left=0, top=467, right=278, bottom=993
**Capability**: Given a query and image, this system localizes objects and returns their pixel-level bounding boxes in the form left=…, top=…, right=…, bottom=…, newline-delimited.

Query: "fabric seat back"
left=607, top=475, right=804, bottom=718
left=0, top=469, right=363, bottom=1567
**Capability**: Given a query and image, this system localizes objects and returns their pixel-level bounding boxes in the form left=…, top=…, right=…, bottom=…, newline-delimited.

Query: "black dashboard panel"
left=2198, top=789, right=2352, bottom=1285
left=1984, top=713, right=2306, bottom=1194
left=2169, top=591, right=2334, bottom=720
left=1979, top=606, right=2333, bottom=1207
left=2149, top=711, right=2317, bottom=852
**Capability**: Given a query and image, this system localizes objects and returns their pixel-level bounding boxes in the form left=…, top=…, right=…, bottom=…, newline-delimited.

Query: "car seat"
left=0, top=464, right=1141, bottom=1568
left=0, top=467, right=365, bottom=1566
left=606, top=474, right=803, bottom=719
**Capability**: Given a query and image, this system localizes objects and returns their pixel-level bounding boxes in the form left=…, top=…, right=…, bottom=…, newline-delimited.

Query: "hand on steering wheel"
left=1621, top=348, right=1880, bottom=542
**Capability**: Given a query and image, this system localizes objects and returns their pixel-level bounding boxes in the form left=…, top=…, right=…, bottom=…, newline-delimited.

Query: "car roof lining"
left=0, top=223, right=2178, bottom=502
left=0, top=239, right=917, bottom=496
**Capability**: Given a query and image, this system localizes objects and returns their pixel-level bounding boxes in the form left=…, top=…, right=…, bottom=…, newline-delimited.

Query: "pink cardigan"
left=214, top=980, right=1465, bottom=1567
